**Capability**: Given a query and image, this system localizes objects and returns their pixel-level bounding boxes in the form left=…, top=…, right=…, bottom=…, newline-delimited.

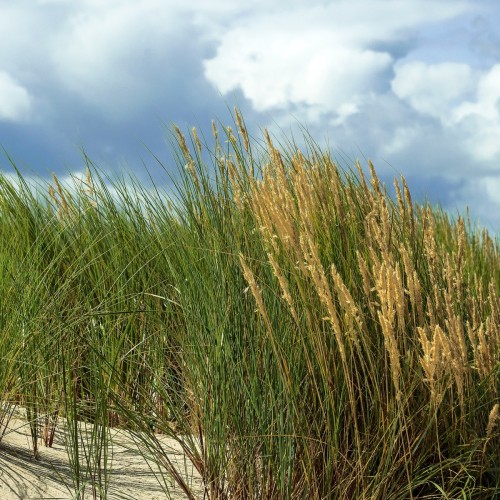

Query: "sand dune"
left=0, top=411, right=202, bottom=499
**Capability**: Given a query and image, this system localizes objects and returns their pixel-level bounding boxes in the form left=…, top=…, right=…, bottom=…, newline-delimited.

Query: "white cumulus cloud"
left=453, top=64, right=500, bottom=115
left=205, top=25, right=391, bottom=116
left=0, top=71, right=32, bottom=121
left=391, top=62, right=475, bottom=121
left=392, top=62, right=500, bottom=163
left=203, top=1, right=472, bottom=122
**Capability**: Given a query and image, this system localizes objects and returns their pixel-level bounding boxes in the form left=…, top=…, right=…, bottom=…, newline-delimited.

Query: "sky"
left=0, top=0, right=499, bottom=233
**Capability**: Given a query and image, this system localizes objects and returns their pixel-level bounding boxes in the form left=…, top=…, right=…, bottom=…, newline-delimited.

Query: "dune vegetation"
left=0, top=111, right=499, bottom=498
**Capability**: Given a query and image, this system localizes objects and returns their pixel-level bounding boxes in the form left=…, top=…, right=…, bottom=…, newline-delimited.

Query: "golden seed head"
left=191, top=127, right=202, bottom=157
left=394, top=178, right=405, bottom=219
left=235, top=107, right=250, bottom=154
left=174, top=125, right=191, bottom=161
left=486, top=404, right=499, bottom=438
left=369, top=160, right=382, bottom=198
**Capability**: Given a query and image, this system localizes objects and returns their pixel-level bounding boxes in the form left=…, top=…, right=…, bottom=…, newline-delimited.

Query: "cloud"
left=450, top=175, right=500, bottom=232
left=51, top=2, right=181, bottom=115
left=391, top=62, right=475, bottom=120
left=451, top=64, right=500, bottom=160
left=205, top=26, right=392, bottom=117
left=392, top=62, right=500, bottom=164
left=0, top=71, right=32, bottom=121
left=203, top=1, right=472, bottom=121
left=0, top=0, right=498, bottom=235
left=480, top=176, right=500, bottom=206
left=381, top=125, right=423, bottom=155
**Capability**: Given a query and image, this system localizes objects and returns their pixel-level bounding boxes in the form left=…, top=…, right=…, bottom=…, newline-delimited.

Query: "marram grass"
left=0, top=112, right=498, bottom=499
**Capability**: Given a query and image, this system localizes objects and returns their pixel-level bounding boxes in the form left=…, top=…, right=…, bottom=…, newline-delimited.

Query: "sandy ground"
left=0, top=409, right=202, bottom=499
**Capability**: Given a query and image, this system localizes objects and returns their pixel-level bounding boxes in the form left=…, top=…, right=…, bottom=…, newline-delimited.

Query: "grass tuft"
left=0, top=113, right=498, bottom=498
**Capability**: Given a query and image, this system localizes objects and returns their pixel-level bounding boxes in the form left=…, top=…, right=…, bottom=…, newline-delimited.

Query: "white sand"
left=0, top=410, right=202, bottom=499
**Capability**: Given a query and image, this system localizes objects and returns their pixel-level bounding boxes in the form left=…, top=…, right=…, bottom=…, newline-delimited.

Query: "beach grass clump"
left=0, top=111, right=498, bottom=498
